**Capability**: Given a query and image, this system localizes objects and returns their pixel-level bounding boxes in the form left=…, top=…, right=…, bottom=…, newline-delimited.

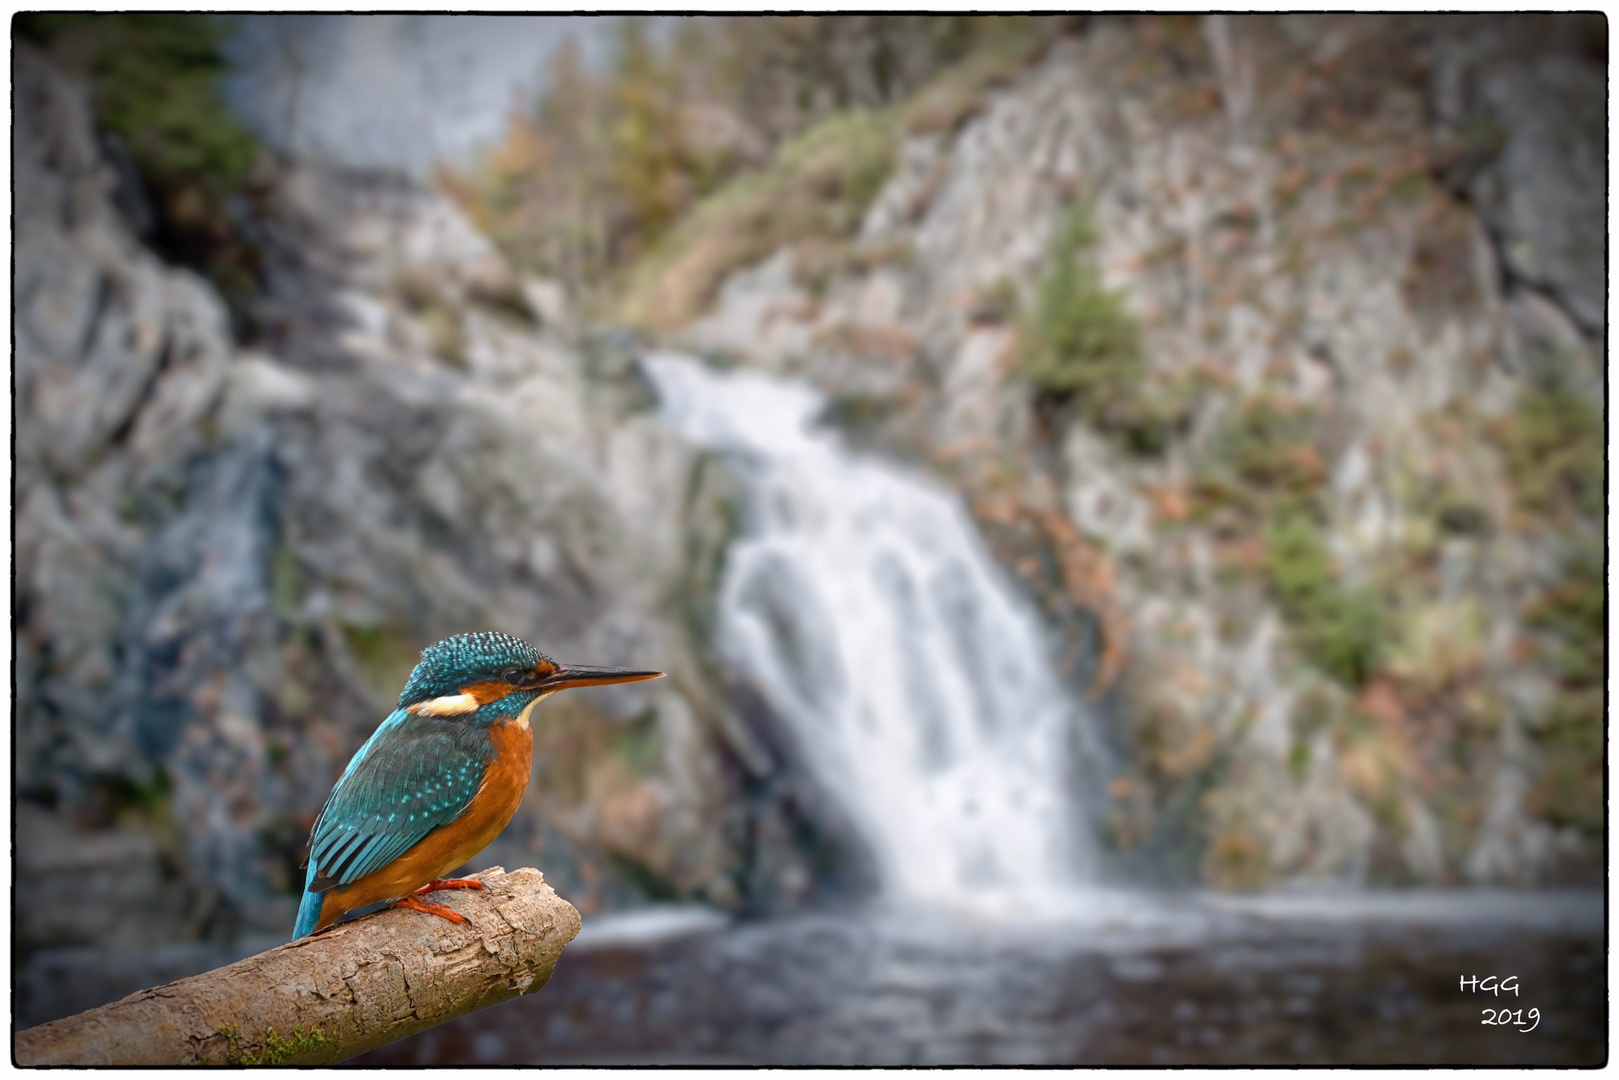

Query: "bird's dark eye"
left=500, top=666, right=529, bottom=686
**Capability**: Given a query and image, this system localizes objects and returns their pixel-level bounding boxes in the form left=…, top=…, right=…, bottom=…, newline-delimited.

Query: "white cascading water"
left=645, top=353, right=1105, bottom=908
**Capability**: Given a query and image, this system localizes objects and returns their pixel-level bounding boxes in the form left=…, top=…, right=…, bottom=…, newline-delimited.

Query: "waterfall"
left=645, top=353, right=1105, bottom=907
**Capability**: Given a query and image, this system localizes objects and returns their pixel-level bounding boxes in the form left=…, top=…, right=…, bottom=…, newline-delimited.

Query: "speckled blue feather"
left=395, top=631, right=550, bottom=708
left=304, top=710, right=494, bottom=888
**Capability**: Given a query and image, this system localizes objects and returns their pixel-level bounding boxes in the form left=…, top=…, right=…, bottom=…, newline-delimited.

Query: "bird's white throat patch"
left=512, top=690, right=556, bottom=731
left=408, top=692, right=480, bottom=717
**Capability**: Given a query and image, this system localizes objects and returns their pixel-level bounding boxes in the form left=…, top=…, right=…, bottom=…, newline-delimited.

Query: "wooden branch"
left=15, top=867, right=580, bottom=1066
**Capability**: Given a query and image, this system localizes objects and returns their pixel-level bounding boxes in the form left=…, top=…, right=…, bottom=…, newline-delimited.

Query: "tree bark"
left=14, top=867, right=580, bottom=1066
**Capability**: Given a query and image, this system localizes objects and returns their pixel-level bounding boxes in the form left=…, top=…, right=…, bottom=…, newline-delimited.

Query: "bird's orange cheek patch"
left=462, top=682, right=516, bottom=705
left=407, top=682, right=514, bottom=717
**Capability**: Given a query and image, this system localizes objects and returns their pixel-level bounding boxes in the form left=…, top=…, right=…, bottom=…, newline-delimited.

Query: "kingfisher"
left=293, top=631, right=663, bottom=938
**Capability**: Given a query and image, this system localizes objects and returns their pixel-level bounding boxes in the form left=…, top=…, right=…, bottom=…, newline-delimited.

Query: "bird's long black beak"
left=537, top=664, right=665, bottom=692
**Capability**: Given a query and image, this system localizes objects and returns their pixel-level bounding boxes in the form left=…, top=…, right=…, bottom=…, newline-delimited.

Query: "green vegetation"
left=970, top=276, right=1021, bottom=324
left=392, top=269, right=471, bottom=367
left=1433, top=495, right=1491, bottom=537
left=1531, top=550, right=1604, bottom=689
left=1386, top=599, right=1485, bottom=696
left=18, top=14, right=263, bottom=325
left=610, top=706, right=665, bottom=776
left=1216, top=397, right=1324, bottom=504
left=270, top=546, right=305, bottom=618
left=1266, top=515, right=1383, bottom=685
left=465, top=274, right=538, bottom=327
left=19, top=15, right=255, bottom=194
left=449, top=17, right=1061, bottom=316
left=341, top=626, right=422, bottom=708
left=1189, top=397, right=1344, bottom=689
left=1489, top=372, right=1602, bottom=837
left=619, top=108, right=896, bottom=329
left=1191, top=395, right=1326, bottom=523
left=1020, top=207, right=1190, bottom=455
left=419, top=306, right=469, bottom=369
left=608, top=852, right=682, bottom=902
left=794, top=235, right=914, bottom=299
left=1288, top=739, right=1312, bottom=781
left=88, top=763, right=175, bottom=831
left=1532, top=700, right=1603, bottom=836
left=678, top=454, right=747, bottom=659
left=1202, top=826, right=1269, bottom=891
left=1022, top=208, right=1141, bottom=396
left=901, top=17, right=1057, bottom=135
left=1498, top=384, right=1603, bottom=519
left=220, top=1023, right=334, bottom=1066
left=1526, top=548, right=1603, bottom=836
left=1404, top=203, right=1484, bottom=315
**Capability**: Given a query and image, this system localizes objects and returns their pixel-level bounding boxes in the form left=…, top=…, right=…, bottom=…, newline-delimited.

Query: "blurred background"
left=13, top=14, right=1605, bottom=1065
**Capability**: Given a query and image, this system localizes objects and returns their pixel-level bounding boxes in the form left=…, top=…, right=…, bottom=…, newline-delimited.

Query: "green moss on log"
left=220, top=1023, right=334, bottom=1066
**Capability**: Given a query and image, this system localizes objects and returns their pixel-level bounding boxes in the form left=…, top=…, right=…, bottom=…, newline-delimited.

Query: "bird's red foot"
left=416, top=877, right=484, bottom=895
left=391, top=894, right=466, bottom=925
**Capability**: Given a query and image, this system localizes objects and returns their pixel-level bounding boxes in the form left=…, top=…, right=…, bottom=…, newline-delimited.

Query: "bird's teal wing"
left=303, top=710, right=497, bottom=893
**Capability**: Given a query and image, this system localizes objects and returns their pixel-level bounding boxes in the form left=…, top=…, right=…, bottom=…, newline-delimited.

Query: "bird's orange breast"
left=316, top=715, right=535, bottom=932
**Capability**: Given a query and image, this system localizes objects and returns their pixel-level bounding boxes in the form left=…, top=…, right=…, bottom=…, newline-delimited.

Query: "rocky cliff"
left=13, top=14, right=1604, bottom=972
left=16, top=44, right=844, bottom=965
left=632, top=15, right=1604, bottom=889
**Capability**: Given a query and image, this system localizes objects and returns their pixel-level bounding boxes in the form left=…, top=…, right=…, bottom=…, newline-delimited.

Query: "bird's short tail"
left=293, top=859, right=324, bottom=939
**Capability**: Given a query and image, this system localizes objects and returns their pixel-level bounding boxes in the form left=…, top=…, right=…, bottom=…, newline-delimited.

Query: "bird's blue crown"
left=396, top=632, right=550, bottom=708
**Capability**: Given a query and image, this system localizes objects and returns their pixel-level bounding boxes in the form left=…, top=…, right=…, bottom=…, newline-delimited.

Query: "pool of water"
left=356, top=889, right=1605, bottom=1066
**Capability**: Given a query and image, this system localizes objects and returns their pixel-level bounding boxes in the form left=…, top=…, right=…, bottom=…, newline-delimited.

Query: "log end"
left=16, top=866, right=582, bottom=1066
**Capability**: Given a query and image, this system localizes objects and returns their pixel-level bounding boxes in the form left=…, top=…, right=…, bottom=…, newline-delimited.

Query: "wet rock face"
left=15, top=46, right=828, bottom=955
left=17, top=45, right=273, bottom=930
left=1435, top=21, right=1606, bottom=341
left=672, top=15, right=1602, bottom=889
